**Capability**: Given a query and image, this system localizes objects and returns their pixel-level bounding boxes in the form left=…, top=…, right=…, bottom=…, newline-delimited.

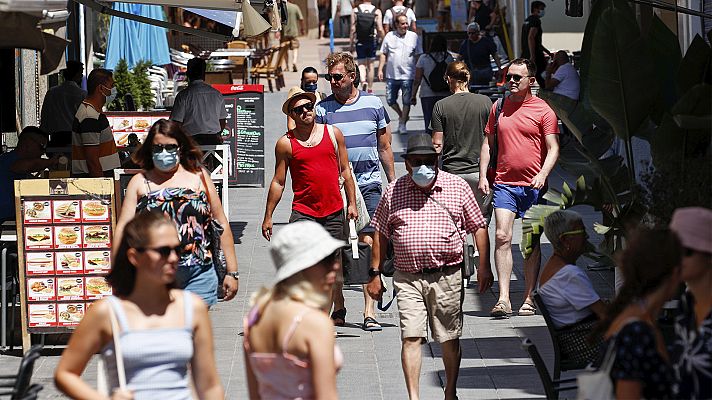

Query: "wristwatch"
left=226, top=271, right=240, bottom=280
left=368, top=268, right=381, bottom=277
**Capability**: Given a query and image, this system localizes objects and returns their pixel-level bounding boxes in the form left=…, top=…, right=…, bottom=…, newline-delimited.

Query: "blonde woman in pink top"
left=244, top=221, right=344, bottom=399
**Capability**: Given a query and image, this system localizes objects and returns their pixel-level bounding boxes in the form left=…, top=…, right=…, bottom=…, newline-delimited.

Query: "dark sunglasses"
left=408, top=158, right=438, bottom=167
left=324, top=73, right=346, bottom=82
left=506, top=73, right=530, bottom=82
left=467, top=31, right=479, bottom=35
left=136, top=245, right=183, bottom=258
left=291, top=102, right=315, bottom=114
left=151, top=144, right=180, bottom=154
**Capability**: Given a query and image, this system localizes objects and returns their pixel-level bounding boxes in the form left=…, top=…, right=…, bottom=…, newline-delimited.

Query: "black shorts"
left=289, top=209, right=345, bottom=240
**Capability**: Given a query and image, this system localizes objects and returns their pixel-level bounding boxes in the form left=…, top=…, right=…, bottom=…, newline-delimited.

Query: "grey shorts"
left=455, top=172, right=493, bottom=223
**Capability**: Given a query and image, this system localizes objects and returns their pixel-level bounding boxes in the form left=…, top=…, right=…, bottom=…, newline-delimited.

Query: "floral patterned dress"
left=137, top=183, right=218, bottom=306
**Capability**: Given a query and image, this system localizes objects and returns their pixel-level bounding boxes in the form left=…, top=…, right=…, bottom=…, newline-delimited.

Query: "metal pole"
left=329, top=18, right=334, bottom=53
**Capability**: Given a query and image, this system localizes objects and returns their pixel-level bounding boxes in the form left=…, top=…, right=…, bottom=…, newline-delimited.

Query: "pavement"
left=0, top=36, right=615, bottom=399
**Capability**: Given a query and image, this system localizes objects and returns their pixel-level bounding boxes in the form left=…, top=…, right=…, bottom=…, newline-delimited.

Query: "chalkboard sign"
left=213, top=84, right=265, bottom=187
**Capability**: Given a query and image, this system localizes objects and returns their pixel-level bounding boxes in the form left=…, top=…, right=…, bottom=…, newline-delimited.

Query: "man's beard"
left=333, top=83, right=352, bottom=98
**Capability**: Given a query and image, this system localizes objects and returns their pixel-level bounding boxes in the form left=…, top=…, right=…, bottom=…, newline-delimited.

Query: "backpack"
left=355, top=5, right=377, bottom=42
left=388, top=6, right=409, bottom=29
left=423, top=53, right=450, bottom=92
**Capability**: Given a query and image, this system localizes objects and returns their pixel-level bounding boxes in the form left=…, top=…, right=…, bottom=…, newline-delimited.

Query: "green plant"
left=132, top=60, right=155, bottom=110
left=520, top=0, right=712, bottom=261
left=109, top=59, right=135, bottom=111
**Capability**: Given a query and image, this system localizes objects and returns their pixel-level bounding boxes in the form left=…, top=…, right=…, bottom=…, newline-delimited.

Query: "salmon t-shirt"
left=484, top=96, right=559, bottom=186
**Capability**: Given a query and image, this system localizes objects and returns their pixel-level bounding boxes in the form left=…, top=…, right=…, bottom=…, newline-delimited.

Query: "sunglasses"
left=408, top=158, right=438, bottom=168
left=506, top=73, right=530, bottom=83
left=560, top=229, right=588, bottom=239
left=467, top=31, right=479, bottom=35
left=291, top=102, right=315, bottom=114
left=324, top=73, right=346, bottom=82
left=137, top=245, right=183, bottom=258
left=151, top=144, right=180, bottom=154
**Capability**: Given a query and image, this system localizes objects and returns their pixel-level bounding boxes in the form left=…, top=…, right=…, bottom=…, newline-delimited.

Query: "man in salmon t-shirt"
left=478, top=58, right=559, bottom=318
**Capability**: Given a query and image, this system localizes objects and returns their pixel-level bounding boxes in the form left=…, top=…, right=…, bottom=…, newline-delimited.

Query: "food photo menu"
left=20, top=195, right=114, bottom=331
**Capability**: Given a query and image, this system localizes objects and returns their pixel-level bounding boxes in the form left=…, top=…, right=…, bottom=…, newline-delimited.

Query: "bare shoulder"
left=302, top=310, right=334, bottom=332
left=182, top=290, right=209, bottom=317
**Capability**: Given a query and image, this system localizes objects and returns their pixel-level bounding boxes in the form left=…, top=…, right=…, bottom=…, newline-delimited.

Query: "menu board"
left=14, top=178, right=115, bottom=340
left=213, top=84, right=265, bottom=187
left=105, top=111, right=171, bottom=148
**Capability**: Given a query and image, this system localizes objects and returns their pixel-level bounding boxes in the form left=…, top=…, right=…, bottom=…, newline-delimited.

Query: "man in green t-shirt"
left=281, top=0, right=305, bottom=72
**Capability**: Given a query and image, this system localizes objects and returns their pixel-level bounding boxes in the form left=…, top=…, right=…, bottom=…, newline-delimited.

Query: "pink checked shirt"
left=371, top=171, right=487, bottom=273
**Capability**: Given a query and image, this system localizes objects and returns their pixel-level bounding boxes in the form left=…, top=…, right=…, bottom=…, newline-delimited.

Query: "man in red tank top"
left=262, top=87, right=357, bottom=245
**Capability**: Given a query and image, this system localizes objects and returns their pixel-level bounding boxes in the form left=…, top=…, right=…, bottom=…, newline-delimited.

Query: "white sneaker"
left=398, top=122, right=407, bottom=133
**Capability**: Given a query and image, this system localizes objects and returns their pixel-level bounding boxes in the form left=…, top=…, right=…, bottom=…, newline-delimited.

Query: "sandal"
left=362, top=316, right=382, bottom=331
left=518, top=301, right=537, bottom=316
left=330, top=308, right=346, bottom=327
left=490, top=300, right=512, bottom=318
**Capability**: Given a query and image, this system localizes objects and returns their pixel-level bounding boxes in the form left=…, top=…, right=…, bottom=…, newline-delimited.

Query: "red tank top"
left=288, top=125, right=343, bottom=218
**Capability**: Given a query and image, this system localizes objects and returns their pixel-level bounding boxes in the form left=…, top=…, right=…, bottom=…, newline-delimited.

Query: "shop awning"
left=185, top=7, right=238, bottom=28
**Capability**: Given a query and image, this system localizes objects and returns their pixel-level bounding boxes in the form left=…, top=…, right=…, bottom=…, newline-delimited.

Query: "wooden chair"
left=251, top=42, right=289, bottom=92
left=227, top=40, right=249, bottom=83
left=521, top=338, right=578, bottom=400
left=532, top=291, right=590, bottom=380
left=204, top=71, right=233, bottom=84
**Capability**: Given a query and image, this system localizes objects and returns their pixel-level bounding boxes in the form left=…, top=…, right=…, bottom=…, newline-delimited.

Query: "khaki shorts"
left=280, top=36, right=300, bottom=49
left=393, top=266, right=463, bottom=343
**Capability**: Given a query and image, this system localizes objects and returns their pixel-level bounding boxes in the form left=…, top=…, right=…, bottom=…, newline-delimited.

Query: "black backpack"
left=423, top=54, right=450, bottom=92
left=355, top=5, right=377, bottom=42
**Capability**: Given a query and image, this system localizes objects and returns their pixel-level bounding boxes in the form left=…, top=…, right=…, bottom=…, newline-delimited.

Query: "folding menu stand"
left=14, top=178, right=116, bottom=352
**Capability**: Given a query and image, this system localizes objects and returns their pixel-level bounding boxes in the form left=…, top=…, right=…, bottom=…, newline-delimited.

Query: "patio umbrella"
left=105, top=2, right=170, bottom=70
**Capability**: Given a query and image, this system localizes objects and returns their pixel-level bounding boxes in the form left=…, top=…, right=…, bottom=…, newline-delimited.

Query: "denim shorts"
left=355, top=39, right=377, bottom=60
left=359, top=182, right=382, bottom=234
left=385, top=79, right=413, bottom=106
left=492, top=183, right=540, bottom=218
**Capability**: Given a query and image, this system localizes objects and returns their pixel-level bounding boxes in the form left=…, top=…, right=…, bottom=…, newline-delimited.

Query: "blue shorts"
left=492, top=183, right=540, bottom=218
left=355, top=39, right=377, bottom=60
left=359, top=182, right=382, bottom=234
left=385, top=79, right=413, bottom=106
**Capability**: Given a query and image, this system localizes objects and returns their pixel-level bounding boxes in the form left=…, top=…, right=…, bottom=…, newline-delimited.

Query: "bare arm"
left=261, top=137, right=290, bottom=240
left=201, top=167, right=239, bottom=299
left=432, top=131, right=444, bottom=154
left=190, top=294, right=224, bottom=399
left=113, top=173, right=143, bottom=253
left=478, top=133, right=493, bottom=194
left=306, top=315, right=339, bottom=399
left=531, top=134, right=559, bottom=189
left=334, top=126, right=358, bottom=220
left=375, top=10, right=385, bottom=41
left=10, top=156, right=58, bottom=174
left=473, top=226, right=492, bottom=293
left=349, top=9, right=356, bottom=50
left=55, top=300, right=118, bottom=400
left=410, top=67, right=423, bottom=105
left=377, top=127, right=396, bottom=183
left=378, top=52, right=387, bottom=82
left=219, top=119, right=227, bottom=131
left=366, top=230, right=388, bottom=299
left=84, top=145, right=104, bottom=177
left=589, top=300, right=607, bottom=321
left=616, top=380, right=643, bottom=400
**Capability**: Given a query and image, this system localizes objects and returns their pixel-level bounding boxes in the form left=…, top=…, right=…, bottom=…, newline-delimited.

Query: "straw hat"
left=270, top=221, right=345, bottom=283
left=282, top=87, right=317, bottom=115
left=670, top=207, right=712, bottom=254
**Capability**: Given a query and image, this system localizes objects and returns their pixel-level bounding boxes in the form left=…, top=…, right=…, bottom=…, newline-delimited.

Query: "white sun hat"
left=270, top=221, right=346, bottom=283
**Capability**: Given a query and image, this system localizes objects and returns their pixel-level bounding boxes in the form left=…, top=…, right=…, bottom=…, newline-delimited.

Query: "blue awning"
left=185, top=7, right=237, bottom=28
left=105, top=2, right=171, bottom=70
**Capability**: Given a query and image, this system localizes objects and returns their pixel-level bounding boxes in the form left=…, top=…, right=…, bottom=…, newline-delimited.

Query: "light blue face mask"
left=411, top=164, right=436, bottom=187
left=152, top=149, right=180, bottom=172
left=538, top=9, right=546, bottom=17
left=103, top=85, right=117, bottom=105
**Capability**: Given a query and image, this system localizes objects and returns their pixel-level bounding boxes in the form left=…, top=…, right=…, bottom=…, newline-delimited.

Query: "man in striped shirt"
left=315, top=52, right=395, bottom=331
left=71, top=68, right=120, bottom=177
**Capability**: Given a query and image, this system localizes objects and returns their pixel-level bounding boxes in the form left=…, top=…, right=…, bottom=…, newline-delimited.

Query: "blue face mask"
left=152, top=149, right=180, bottom=172
left=538, top=9, right=546, bottom=17
left=302, top=82, right=318, bottom=93
left=103, top=85, right=117, bottom=105
left=411, top=164, right=436, bottom=187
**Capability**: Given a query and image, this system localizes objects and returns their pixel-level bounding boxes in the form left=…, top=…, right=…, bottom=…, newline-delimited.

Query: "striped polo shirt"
left=71, top=103, right=121, bottom=176
left=315, top=91, right=389, bottom=187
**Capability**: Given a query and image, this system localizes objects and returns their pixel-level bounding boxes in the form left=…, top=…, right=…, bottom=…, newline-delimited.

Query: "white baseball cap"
left=270, top=221, right=346, bottom=283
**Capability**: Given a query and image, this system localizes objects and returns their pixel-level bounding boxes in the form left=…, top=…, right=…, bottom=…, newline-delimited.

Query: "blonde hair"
left=446, top=61, right=470, bottom=90
left=250, top=271, right=329, bottom=312
left=325, top=52, right=357, bottom=74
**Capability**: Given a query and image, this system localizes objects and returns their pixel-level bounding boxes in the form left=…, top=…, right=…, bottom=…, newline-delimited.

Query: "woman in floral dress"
left=115, top=119, right=238, bottom=306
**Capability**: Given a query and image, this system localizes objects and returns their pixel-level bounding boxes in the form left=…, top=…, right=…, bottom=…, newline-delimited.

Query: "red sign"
left=212, top=84, right=264, bottom=95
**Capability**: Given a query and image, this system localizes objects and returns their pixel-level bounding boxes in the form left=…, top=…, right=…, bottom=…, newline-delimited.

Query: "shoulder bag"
left=576, top=336, right=616, bottom=400
left=427, top=194, right=476, bottom=279
left=97, top=301, right=127, bottom=396
left=486, top=98, right=504, bottom=184
left=199, top=171, right=228, bottom=297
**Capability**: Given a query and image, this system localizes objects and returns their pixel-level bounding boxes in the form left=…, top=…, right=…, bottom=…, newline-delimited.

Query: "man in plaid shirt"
left=366, top=134, right=493, bottom=400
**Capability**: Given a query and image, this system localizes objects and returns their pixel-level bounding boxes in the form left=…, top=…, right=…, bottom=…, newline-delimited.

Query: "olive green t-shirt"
left=430, top=92, right=493, bottom=175
left=283, top=2, right=304, bottom=38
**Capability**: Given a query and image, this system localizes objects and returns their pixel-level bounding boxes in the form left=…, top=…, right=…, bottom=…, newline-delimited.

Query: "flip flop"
left=518, top=301, right=537, bottom=316
left=362, top=316, right=382, bottom=331
left=330, top=308, right=346, bottom=327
